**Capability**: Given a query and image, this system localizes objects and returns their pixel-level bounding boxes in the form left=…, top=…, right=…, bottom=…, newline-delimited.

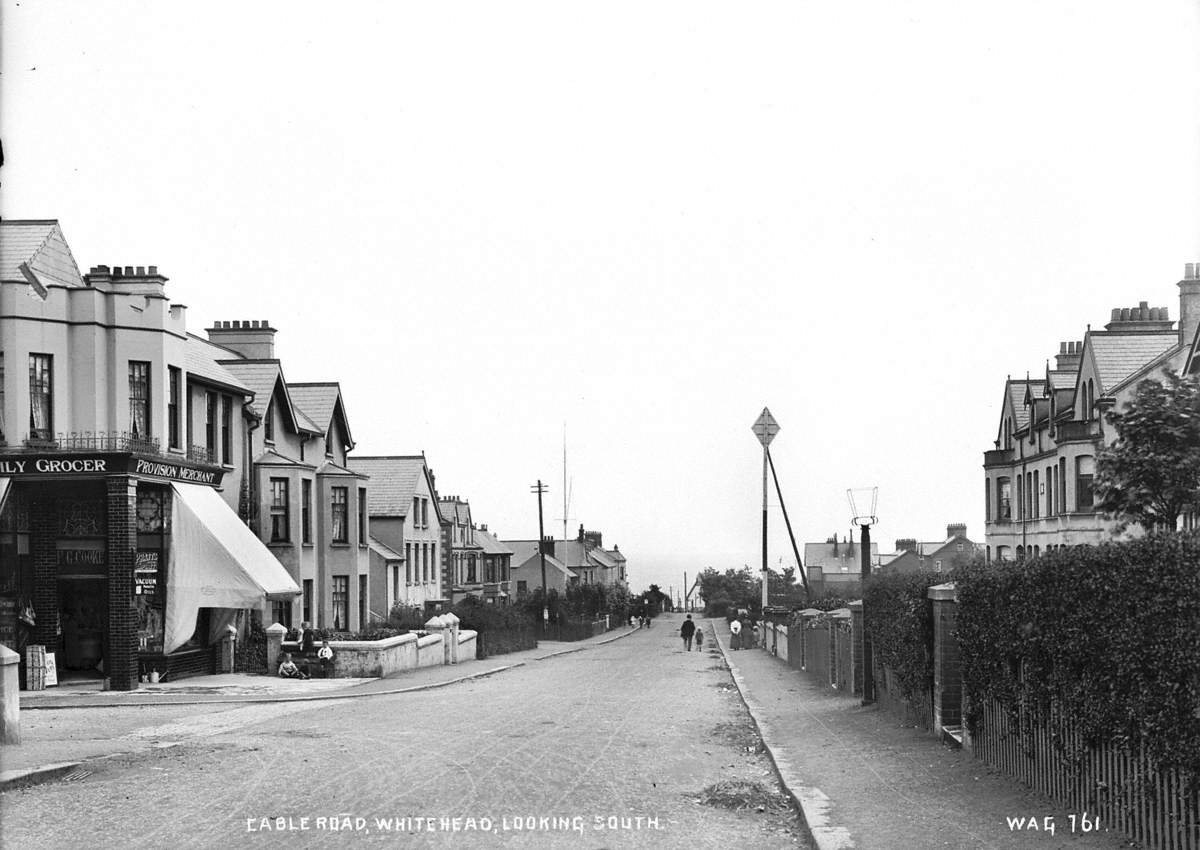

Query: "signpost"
left=752, top=408, right=780, bottom=632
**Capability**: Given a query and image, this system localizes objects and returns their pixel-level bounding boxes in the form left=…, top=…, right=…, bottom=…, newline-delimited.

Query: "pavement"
left=1, top=626, right=638, bottom=790
left=714, top=621, right=1134, bottom=850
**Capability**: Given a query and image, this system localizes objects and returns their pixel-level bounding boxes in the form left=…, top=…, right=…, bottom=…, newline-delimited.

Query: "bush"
left=862, top=571, right=946, bottom=699
left=952, top=534, right=1200, bottom=780
left=452, top=596, right=537, bottom=658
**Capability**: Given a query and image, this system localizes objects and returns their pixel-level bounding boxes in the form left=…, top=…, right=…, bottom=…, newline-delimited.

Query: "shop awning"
left=0, top=477, right=10, bottom=518
left=164, top=482, right=301, bottom=653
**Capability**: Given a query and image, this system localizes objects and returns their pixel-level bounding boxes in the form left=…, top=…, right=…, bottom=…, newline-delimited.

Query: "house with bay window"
left=346, top=455, right=447, bottom=615
left=0, top=221, right=299, bottom=691
left=983, top=264, right=1200, bottom=560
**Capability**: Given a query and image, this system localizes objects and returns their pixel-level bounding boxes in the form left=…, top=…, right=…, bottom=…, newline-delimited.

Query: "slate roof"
left=803, top=541, right=879, bottom=571
left=219, top=360, right=283, bottom=416
left=347, top=456, right=428, bottom=517
left=314, top=460, right=366, bottom=478
left=553, top=540, right=591, bottom=569
left=1089, top=332, right=1179, bottom=393
left=288, top=383, right=339, bottom=428
left=1047, top=370, right=1077, bottom=390
left=1009, top=380, right=1045, bottom=429
left=184, top=335, right=252, bottom=394
left=587, top=547, right=618, bottom=569
left=0, top=220, right=84, bottom=289
left=368, top=536, right=404, bottom=562
left=506, top=544, right=574, bottom=579
left=253, top=449, right=313, bottom=469
left=475, top=527, right=513, bottom=556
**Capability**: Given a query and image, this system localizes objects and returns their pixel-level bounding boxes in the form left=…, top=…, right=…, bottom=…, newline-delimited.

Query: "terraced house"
left=206, top=321, right=371, bottom=632
left=983, top=263, right=1200, bottom=560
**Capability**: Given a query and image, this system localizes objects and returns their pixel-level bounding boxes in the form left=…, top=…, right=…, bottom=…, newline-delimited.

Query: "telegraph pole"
left=531, top=480, right=549, bottom=624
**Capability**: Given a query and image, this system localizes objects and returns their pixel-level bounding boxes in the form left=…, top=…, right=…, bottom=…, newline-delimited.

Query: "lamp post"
left=847, top=487, right=878, bottom=704
left=752, top=408, right=780, bottom=641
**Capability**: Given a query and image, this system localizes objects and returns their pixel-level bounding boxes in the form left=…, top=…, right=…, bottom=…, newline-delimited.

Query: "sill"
left=331, top=543, right=351, bottom=548
left=301, top=542, right=314, bottom=548
left=268, top=541, right=293, bottom=548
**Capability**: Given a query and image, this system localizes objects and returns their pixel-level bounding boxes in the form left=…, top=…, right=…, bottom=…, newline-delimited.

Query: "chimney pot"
left=1059, top=342, right=1067, bottom=354
left=136, top=266, right=145, bottom=276
left=148, top=265, right=157, bottom=275
left=1187, top=262, right=1196, bottom=280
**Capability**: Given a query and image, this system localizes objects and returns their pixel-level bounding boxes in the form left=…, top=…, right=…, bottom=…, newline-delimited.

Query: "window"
left=517, top=580, right=528, bottom=594
left=1076, top=456, right=1095, bottom=511
left=413, top=497, right=420, bottom=528
left=271, top=599, right=292, bottom=629
left=1059, top=457, right=1068, bottom=513
left=168, top=366, right=181, bottom=448
left=0, top=352, right=6, bottom=443
left=264, top=400, right=275, bottom=443
left=985, top=479, right=991, bottom=522
left=997, top=477, right=1011, bottom=520
left=221, top=394, right=233, bottom=464
left=187, top=389, right=194, bottom=450
left=358, top=487, right=367, bottom=544
left=129, top=361, right=150, bottom=439
left=301, top=479, right=312, bottom=544
left=405, top=544, right=412, bottom=584
left=392, top=565, right=399, bottom=602
left=332, top=575, right=348, bottom=630
left=205, top=392, right=217, bottom=460
left=1015, top=476, right=1023, bottom=520
left=303, top=579, right=313, bottom=624
left=269, top=478, right=290, bottom=542
left=359, top=575, right=367, bottom=630
left=422, top=498, right=428, bottom=528
left=467, top=556, right=476, bottom=584
left=28, top=353, right=53, bottom=440
left=331, top=487, right=348, bottom=543
left=934, top=560, right=943, bottom=572
left=1032, top=471, right=1040, bottom=519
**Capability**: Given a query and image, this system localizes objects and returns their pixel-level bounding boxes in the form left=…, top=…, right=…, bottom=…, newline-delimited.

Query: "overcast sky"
left=3, top=2, right=1199, bottom=601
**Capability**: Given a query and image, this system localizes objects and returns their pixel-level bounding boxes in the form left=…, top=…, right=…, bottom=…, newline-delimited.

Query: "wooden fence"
left=973, top=697, right=1200, bottom=850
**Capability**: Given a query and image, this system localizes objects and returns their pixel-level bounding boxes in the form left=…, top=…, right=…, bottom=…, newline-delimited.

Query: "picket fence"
left=974, top=697, right=1200, bottom=850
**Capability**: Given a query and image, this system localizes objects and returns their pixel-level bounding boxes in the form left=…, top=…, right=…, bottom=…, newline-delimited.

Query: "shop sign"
left=58, top=546, right=107, bottom=577
left=135, top=551, right=159, bottom=595
left=0, top=454, right=223, bottom=486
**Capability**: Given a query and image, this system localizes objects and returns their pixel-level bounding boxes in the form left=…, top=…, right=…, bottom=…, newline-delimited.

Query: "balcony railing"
left=983, top=448, right=1014, bottom=466
left=9, top=432, right=220, bottom=467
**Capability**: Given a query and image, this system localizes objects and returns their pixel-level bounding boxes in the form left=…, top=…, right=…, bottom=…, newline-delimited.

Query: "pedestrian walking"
left=695, top=627, right=704, bottom=651
left=730, top=617, right=742, bottom=650
left=680, top=614, right=696, bottom=651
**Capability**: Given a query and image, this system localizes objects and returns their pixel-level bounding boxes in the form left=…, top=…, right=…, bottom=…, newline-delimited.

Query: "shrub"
left=452, top=596, right=537, bottom=658
left=862, top=571, right=946, bottom=699
left=952, top=533, right=1200, bottom=781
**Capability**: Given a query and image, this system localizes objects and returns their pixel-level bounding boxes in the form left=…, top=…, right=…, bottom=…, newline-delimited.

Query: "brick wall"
left=107, top=476, right=137, bottom=691
left=31, top=491, right=58, bottom=648
left=929, top=584, right=962, bottom=730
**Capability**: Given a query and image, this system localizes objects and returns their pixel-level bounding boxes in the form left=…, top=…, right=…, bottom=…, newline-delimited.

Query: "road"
left=0, top=616, right=810, bottom=849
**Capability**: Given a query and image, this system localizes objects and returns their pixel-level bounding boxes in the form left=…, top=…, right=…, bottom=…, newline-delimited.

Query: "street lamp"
left=847, top=486, right=878, bottom=704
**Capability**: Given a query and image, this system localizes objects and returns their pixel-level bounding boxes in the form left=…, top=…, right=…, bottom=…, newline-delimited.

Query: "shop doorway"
left=58, top=578, right=107, bottom=677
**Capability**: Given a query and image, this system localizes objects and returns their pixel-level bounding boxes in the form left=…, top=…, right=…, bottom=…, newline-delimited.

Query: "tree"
left=1095, top=371, right=1200, bottom=531
left=697, top=566, right=761, bottom=616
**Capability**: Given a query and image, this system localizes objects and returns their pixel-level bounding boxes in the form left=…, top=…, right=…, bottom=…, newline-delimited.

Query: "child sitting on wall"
left=277, top=652, right=308, bottom=680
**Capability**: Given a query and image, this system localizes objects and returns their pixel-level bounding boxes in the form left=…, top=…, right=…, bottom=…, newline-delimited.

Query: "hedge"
left=952, top=533, right=1200, bottom=781
left=862, top=571, right=946, bottom=699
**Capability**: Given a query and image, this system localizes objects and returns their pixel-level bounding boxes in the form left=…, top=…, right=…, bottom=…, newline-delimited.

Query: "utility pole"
left=752, top=408, right=780, bottom=628
left=531, top=480, right=549, bottom=624
left=683, top=571, right=688, bottom=611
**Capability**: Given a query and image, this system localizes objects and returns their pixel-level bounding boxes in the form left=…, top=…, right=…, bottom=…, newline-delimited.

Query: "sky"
left=3, top=2, right=1199, bottom=602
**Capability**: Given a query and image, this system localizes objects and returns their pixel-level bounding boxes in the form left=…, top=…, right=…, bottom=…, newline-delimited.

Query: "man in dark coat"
left=680, top=615, right=696, bottom=651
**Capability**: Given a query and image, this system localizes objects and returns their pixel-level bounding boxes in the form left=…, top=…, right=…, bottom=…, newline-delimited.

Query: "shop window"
left=270, top=478, right=290, bottom=543
left=168, top=366, right=181, bottom=449
left=28, top=353, right=53, bottom=441
left=1076, top=456, right=1095, bottom=510
left=357, top=487, right=367, bottom=545
left=332, top=575, right=349, bottom=630
left=331, top=487, right=348, bottom=543
left=221, top=394, right=233, bottom=465
left=301, top=479, right=312, bottom=544
left=129, top=361, right=151, bottom=440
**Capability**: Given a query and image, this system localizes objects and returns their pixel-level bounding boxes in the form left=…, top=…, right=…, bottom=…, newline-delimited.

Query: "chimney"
left=540, top=536, right=556, bottom=557
left=947, top=523, right=967, bottom=540
left=1104, top=300, right=1173, bottom=333
left=206, top=319, right=278, bottom=359
left=896, top=538, right=917, bottom=553
left=831, top=535, right=838, bottom=556
left=86, top=263, right=167, bottom=296
left=1054, top=340, right=1084, bottom=371
left=1180, top=262, right=1200, bottom=347
left=577, top=524, right=585, bottom=543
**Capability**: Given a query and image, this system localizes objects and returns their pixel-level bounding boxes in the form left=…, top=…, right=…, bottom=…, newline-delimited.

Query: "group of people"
left=278, top=621, right=336, bottom=680
left=628, top=614, right=653, bottom=629
left=677, top=613, right=754, bottom=652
